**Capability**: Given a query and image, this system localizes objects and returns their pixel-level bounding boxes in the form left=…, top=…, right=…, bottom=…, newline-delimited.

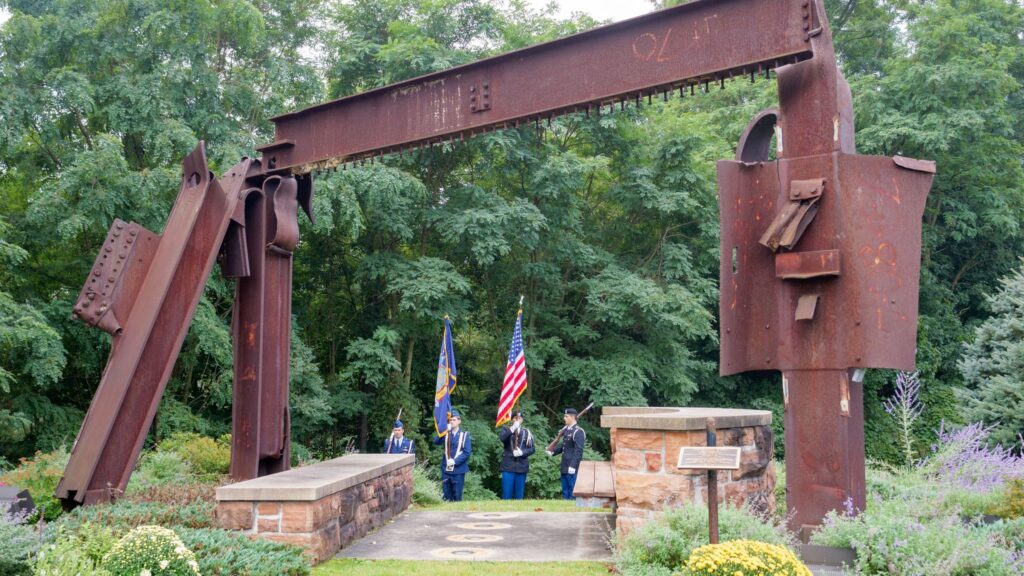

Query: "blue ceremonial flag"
left=433, top=316, right=458, bottom=437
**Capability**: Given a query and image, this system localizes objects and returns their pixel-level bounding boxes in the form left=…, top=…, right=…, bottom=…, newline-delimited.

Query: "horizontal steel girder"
left=261, top=0, right=815, bottom=174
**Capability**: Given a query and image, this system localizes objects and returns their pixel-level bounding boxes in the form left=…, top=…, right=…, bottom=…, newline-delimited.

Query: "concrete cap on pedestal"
left=216, top=453, right=414, bottom=502
left=600, top=406, right=771, bottom=430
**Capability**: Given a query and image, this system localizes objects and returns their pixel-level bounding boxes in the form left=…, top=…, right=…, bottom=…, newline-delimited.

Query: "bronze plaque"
left=677, top=447, right=741, bottom=470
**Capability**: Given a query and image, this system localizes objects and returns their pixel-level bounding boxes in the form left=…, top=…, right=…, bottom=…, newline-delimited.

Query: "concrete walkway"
left=336, top=511, right=614, bottom=562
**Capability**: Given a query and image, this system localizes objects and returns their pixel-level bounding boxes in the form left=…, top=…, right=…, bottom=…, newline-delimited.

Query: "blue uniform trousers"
left=442, top=471, right=465, bottom=502
left=501, top=471, right=527, bottom=500
left=560, top=472, right=577, bottom=500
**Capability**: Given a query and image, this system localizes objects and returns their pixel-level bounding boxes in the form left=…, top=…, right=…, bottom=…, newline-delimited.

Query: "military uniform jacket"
left=498, top=426, right=535, bottom=474
left=383, top=436, right=413, bottom=454
left=552, top=424, right=585, bottom=474
left=433, top=428, right=472, bottom=475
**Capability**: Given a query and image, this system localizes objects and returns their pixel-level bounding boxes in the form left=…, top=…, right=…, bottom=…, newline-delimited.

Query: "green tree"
left=959, top=259, right=1024, bottom=446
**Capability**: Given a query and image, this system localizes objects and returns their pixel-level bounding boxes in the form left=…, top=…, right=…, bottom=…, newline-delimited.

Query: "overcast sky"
left=0, top=1, right=656, bottom=26
left=531, top=0, right=655, bottom=22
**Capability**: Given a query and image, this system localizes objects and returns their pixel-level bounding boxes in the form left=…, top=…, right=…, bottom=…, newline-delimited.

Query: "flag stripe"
left=496, top=310, right=528, bottom=425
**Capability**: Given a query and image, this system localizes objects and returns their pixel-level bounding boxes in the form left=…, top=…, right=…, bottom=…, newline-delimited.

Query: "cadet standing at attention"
left=498, top=409, right=535, bottom=499
left=383, top=419, right=414, bottom=454
left=547, top=407, right=585, bottom=500
left=433, top=409, right=471, bottom=501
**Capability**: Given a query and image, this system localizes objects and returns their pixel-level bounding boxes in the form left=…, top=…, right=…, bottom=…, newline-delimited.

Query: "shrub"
left=681, top=539, right=812, bottom=576
left=128, top=450, right=192, bottom=492
left=813, top=426, right=1024, bottom=576
left=0, top=447, right=70, bottom=521
left=412, top=461, right=443, bottom=506
left=988, top=479, right=1024, bottom=519
left=813, top=500, right=1022, bottom=576
left=178, top=527, right=311, bottom=576
left=53, top=500, right=217, bottom=534
left=123, top=480, right=220, bottom=506
left=102, top=525, right=200, bottom=576
left=35, top=522, right=115, bottom=576
left=0, top=509, right=37, bottom=575
left=918, top=422, right=1024, bottom=492
left=158, top=432, right=231, bottom=476
left=461, top=472, right=498, bottom=501
left=615, top=504, right=797, bottom=576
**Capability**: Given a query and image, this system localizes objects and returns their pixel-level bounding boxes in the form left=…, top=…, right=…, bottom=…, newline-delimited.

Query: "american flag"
left=496, top=306, right=527, bottom=426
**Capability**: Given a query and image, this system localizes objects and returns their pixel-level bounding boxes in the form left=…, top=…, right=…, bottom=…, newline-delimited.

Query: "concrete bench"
left=573, top=460, right=616, bottom=509
left=215, top=453, right=414, bottom=563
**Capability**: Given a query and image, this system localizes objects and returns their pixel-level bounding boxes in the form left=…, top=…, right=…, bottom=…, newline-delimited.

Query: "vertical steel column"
left=229, top=175, right=306, bottom=480
left=783, top=369, right=865, bottom=537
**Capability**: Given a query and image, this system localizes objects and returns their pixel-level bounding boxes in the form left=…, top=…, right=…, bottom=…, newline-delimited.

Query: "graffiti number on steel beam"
left=633, top=28, right=674, bottom=63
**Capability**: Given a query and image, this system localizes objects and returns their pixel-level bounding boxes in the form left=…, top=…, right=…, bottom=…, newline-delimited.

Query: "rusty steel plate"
left=718, top=154, right=933, bottom=375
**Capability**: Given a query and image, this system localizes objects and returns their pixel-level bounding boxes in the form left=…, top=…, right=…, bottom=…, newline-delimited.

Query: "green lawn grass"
left=313, top=559, right=613, bottom=575
left=412, top=498, right=612, bottom=513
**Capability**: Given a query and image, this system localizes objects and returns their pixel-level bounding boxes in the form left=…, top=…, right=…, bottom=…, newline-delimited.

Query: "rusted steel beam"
left=227, top=175, right=309, bottom=480
left=717, top=0, right=935, bottom=531
left=262, top=0, right=814, bottom=174
left=783, top=369, right=866, bottom=540
left=57, top=144, right=253, bottom=508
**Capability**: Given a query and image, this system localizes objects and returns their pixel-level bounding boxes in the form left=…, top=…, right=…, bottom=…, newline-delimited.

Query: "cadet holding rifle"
left=383, top=410, right=413, bottom=454
left=547, top=405, right=588, bottom=500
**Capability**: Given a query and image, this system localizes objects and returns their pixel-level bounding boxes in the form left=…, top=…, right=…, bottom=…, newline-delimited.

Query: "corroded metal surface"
left=58, top=144, right=253, bottom=507
left=719, top=154, right=933, bottom=373
left=261, top=0, right=814, bottom=173
left=718, top=0, right=934, bottom=531
left=59, top=0, right=933, bottom=531
left=228, top=175, right=304, bottom=480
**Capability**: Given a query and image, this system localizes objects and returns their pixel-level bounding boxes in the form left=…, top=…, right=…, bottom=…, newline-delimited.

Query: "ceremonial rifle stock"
left=546, top=402, right=594, bottom=453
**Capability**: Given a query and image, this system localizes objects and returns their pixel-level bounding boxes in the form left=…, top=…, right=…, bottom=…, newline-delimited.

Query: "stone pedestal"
left=215, top=453, right=414, bottom=563
left=601, top=407, right=775, bottom=535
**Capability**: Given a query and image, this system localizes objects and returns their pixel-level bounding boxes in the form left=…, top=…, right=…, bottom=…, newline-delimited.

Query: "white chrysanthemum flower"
left=141, top=570, right=152, bottom=576
left=159, top=559, right=170, bottom=569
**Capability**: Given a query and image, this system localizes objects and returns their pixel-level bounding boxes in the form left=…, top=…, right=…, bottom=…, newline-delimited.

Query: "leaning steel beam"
left=260, top=0, right=815, bottom=174
left=57, top=144, right=253, bottom=507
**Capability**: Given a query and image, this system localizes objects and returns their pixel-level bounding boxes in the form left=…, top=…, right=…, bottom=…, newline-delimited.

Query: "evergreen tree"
left=960, top=259, right=1024, bottom=447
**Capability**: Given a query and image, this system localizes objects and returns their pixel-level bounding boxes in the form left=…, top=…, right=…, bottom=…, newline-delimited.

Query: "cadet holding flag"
left=496, top=299, right=533, bottom=499
left=498, top=410, right=534, bottom=499
left=431, top=316, right=472, bottom=501
left=434, top=409, right=471, bottom=501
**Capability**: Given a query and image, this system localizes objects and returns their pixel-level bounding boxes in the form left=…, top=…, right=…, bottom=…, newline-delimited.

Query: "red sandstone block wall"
left=611, top=426, right=775, bottom=534
left=215, top=464, right=414, bottom=563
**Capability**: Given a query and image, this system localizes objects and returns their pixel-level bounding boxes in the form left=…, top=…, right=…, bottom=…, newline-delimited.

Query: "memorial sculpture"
left=58, top=0, right=932, bottom=535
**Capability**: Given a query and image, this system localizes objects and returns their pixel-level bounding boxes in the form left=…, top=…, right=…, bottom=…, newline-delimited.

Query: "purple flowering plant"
left=918, top=420, right=1024, bottom=492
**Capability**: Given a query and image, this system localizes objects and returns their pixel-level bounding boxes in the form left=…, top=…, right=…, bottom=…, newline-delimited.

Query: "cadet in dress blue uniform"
left=498, top=409, right=535, bottom=499
left=383, top=420, right=414, bottom=454
left=547, top=407, right=585, bottom=499
left=433, top=409, right=472, bottom=501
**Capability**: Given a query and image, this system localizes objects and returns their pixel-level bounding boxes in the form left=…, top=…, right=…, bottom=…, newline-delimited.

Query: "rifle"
left=546, top=402, right=594, bottom=453
left=384, top=408, right=403, bottom=453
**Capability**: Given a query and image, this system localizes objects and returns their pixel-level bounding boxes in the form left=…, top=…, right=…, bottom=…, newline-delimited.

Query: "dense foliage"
left=812, top=422, right=1024, bottom=575
left=0, top=0, right=1021, bottom=501
left=615, top=504, right=799, bottom=576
